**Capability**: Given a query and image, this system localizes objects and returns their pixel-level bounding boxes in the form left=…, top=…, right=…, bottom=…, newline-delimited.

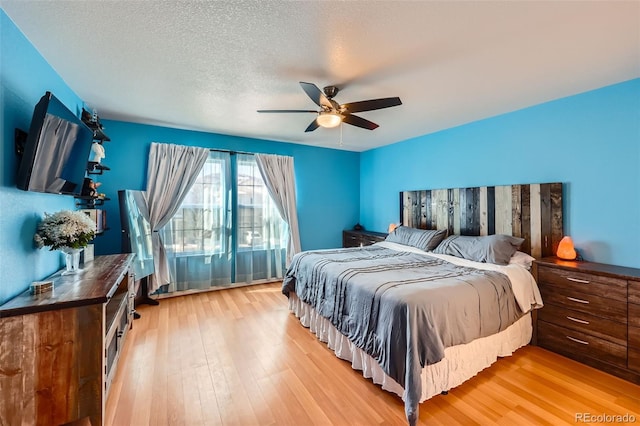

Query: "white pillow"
left=509, top=251, right=535, bottom=270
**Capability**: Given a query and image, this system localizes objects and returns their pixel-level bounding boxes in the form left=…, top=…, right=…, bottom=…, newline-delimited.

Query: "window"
left=164, top=154, right=229, bottom=255
left=160, top=151, right=288, bottom=291
left=236, top=154, right=287, bottom=252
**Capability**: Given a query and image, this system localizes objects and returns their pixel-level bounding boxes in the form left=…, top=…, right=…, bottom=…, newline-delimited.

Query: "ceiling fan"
left=258, top=82, right=402, bottom=132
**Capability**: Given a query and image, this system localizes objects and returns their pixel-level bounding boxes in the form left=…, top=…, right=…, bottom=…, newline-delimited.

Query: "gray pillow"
left=385, top=226, right=447, bottom=252
left=432, top=234, right=525, bottom=265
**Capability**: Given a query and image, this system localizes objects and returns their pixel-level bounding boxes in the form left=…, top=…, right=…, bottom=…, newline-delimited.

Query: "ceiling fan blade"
left=257, top=109, right=317, bottom=113
left=304, top=118, right=320, bottom=132
left=342, top=114, right=379, bottom=130
left=341, top=97, right=402, bottom=114
left=300, top=82, right=332, bottom=109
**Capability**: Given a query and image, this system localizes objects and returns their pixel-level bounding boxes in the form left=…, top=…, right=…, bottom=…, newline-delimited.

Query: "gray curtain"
left=255, top=153, right=301, bottom=265
left=145, top=142, right=209, bottom=293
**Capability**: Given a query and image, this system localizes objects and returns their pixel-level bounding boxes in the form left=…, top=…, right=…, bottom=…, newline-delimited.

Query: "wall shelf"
left=82, top=108, right=110, bottom=143
left=76, top=109, right=111, bottom=231
left=87, top=161, right=111, bottom=175
left=76, top=196, right=110, bottom=208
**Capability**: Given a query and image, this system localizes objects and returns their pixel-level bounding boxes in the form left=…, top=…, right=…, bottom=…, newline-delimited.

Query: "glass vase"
left=61, top=247, right=83, bottom=275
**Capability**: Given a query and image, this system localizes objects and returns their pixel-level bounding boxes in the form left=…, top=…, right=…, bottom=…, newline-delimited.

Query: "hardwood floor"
left=106, top=283, right=640, bottom=425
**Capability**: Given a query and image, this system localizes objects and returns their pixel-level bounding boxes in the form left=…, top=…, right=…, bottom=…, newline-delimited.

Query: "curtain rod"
left=209, top=148, right=255, bottom=155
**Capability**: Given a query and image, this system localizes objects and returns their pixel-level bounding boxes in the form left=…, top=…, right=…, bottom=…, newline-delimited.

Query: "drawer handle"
left=567, top=277, right=590, bottom=284
left=567, top=296, right=589, bottom=304
left=566, top=336, right=589, bottom=345
left=566, top=316, right=590, bottom=325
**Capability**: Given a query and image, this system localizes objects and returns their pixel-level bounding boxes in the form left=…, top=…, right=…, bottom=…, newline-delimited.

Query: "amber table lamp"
left=557, top=236, right=577, bottom=260
left=388, top=223, right=398, bottom=233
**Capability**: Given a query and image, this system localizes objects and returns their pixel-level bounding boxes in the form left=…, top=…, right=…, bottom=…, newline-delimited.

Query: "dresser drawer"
left=630, top=280, right=640, bottom=305
left=343, top=232, right=361, bottom=247
left=539, top=285, right=627, bottom=323
left=537, top=321, right=627, bottom=367
left=342, top=230, right=386, bottom=248
left=537, top=304, right=626, bottom=346
left=537, top=265, right=627, bottom=301
left=361, top=235, right=385, bottom=245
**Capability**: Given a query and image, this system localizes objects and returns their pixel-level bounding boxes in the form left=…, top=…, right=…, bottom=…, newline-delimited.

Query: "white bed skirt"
left=288, top=293, right=532, bottom=402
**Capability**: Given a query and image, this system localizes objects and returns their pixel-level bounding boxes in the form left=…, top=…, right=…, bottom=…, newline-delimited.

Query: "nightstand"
left=533, top=257, right=640, bottom=384
left=342, top=230, right=387, bottom=248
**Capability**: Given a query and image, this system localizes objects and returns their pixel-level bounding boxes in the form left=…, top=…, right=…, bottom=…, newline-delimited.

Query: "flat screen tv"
left=16, top=92, right=94, bottom=195
left=118, top=190, right=155, bottom=281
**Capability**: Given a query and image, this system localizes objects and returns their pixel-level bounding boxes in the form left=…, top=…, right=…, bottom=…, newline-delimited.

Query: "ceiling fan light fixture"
left=257, top=82, right=401, bottom=132
left=317, top=111, right=342, bottom=128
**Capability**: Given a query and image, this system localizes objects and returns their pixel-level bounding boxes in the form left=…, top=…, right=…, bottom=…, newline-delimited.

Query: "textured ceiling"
left=2, top=1, right=639, bottom=152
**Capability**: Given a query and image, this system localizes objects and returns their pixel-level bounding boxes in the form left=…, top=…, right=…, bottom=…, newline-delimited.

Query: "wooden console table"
left=0, top=254, right=135, bottom=426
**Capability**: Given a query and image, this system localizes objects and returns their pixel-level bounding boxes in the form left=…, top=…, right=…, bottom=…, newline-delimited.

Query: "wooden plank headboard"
left=400, top=182, right=563, bottom=258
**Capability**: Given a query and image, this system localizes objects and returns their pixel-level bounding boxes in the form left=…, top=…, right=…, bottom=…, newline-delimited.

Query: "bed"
left=283, top=182, right=563, bottom=425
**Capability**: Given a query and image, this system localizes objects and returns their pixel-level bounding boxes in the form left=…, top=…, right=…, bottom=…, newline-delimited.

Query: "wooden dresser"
left=0, top=254, right=136, bottom=426
left=533, top=257, right=640, bottom=384
left=342, top=229, right=387, bottom=248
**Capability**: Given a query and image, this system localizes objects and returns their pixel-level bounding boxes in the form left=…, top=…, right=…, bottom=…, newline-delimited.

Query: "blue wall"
left=0, top=10, right=359, bottom=304
left=360, top=79, right=640, bottom=268
left=0, top=10, right=91, bottom=304
left=94, top=120, right=360, bottom=256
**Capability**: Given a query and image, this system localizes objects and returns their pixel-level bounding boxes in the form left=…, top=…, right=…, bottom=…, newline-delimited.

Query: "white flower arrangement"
left=34, top=210, right=96, bottom=250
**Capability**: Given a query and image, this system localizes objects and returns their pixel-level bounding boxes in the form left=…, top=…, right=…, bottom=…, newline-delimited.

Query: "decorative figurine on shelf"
left=81, top=178, right=101, bottom=197
left=90, top=142, right=105, bottom=163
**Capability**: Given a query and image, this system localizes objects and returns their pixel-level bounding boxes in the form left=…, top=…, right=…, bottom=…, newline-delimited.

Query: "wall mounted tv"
left=16, top=91, right=94, bottom=196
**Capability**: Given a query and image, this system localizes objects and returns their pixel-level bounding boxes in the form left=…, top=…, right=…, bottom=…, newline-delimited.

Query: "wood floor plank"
left=149, top=297, right=170, bottom=425
left=166, top=371, right=186, bottom=425
left=129, top=328, right=157, bottom=426
left=106, top=283, right=640, bottom=425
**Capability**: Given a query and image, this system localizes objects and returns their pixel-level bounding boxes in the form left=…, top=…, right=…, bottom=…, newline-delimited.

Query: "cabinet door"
left=104, top=270, right=134, bottom=396
left=0, top=305, right=103, bottom=426
left=105, top=298, right=128, bottom=395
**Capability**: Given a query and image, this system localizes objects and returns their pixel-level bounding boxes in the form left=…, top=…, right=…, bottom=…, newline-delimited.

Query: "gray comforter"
left=282, top=245, right=523, bottom=425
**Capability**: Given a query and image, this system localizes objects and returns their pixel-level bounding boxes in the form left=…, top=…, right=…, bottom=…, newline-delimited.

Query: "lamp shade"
left=316, top=112, right=342, bottom=128
left=388, top=223, right=398, bottom=233
left=556, top=236, right=577, bottom=260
